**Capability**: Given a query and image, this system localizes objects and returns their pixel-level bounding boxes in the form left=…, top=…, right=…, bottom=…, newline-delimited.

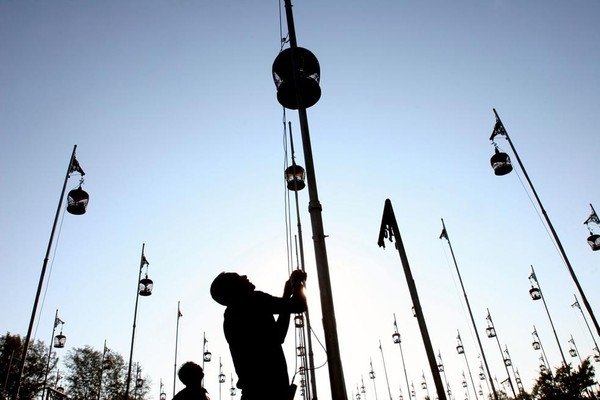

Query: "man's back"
left=224, top=291, right=290, bottom=395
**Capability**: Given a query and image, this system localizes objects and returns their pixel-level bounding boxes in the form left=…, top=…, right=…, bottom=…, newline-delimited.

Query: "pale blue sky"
left=2, top=1, right=599, bottom=399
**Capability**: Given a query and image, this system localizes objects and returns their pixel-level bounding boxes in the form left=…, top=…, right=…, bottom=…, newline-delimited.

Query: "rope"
left=34, top=201, right=67, bottom=341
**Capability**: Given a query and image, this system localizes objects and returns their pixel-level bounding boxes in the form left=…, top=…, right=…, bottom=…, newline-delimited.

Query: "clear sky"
left=1, top=1, right=599, bottom=399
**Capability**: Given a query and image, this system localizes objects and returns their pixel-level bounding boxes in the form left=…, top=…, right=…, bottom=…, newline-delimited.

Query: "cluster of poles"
left=14, top=2, right=598, bottom=400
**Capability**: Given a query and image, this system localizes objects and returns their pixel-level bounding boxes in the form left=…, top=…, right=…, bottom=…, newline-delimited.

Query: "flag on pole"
left=490, top=115, right=507, bottom=141
left=584, top=210, right=600, bottom=226
left=571, top=299, right=581, bottom=309
left=178, top=303, right=183, bottom=319
left=529, top=271, right=537, bottom=282
left=141, top=254, right=149, bottom=267
left=439, top=228, right=448, bottom=240
left=70, top=157, right=85, bottom=176
left=54, top=316, right=64, bottom=328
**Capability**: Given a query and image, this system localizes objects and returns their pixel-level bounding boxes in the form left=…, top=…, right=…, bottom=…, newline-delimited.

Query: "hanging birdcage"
left=294, top=315, right=304, bottom=328
left=456, top=344, right=464, bottom=354
left=139, top=276, right=153, bottom=296
left=587, top=234, right=600, bottom=251
left=160, top=392, right=166, bottom=400
left=462, top=380, right=467, bottom=388
left=479, top=372, right=485, bottom=380
left=529, top=287, right=542, bottom=300
left=490, top=147, right=513, bottom=176
left=136, top=378, right=144, bottom=388
left=297, top=346, right=306, bottom=357
left=53, top=333, right=67, bottom=348
left=285, top=165, right=306, bottom=191
left=504, top=358, right=512, bottom=367
left=569, top=348, right=577, bottom=357
left=392, top=332, right=401, bottom=344
left=272, top=47, right=321, bottom=109
left=486, top=327, right=496, bottom=338
left=219, top=373, right=226, bottom=383
left=437, top=364, right=444, bottom=372
left=532, top=340, right=541, bottom=350
left=66, top=185, right=89, bottom=215
left=369, top=370, right=375, bottom=380
left=203, top=350, right=212, bottom=362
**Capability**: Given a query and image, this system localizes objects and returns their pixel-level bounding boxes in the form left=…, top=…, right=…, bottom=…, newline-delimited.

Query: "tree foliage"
left=0, top=332, right=57, bottom=400
left=63, top=346, right=151, bottom=400
left=531, top=359, right=598, bottom=400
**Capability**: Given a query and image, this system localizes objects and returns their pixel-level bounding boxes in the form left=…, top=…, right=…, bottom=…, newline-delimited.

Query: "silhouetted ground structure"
left=172, top=362, right=209, bottom=400
left=211, top=270, right=307, bottom=400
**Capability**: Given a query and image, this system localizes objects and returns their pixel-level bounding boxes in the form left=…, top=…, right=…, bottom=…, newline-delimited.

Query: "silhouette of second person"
left=172, top=361, right=209, bottom=400
left=210, top=270, right=307, bottom=400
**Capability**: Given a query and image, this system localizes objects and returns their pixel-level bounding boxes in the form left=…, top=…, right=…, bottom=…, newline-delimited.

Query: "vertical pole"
left=15, top=145, right=77, bottom=400
left=98, top=340, right=107, bottom=400
left=173, top=301, right=181, bottom=397
left=125, top=243, right=146, bottom=400
left=487, top=310, right=516, bottom=398
left=393, top=314, right=411, bottom=400
left=533, top=325, right=552, bottom=374
left=441, top=219, right=499, bottom=400
left=289, top=124, right=318, bottom=400
left=378, top=199, right=446, bottom=400
left=281, top=1, right=347, bottom=398
left=503, top=346, right=520, bottom=394
left=378, top=340, right=393, bottom=400
left=493, top=108, right=600, bottom=337
left=43, top=310, right=59, bottom=400
left=531, top=265, right=568, bottom=366
left=572, top=295, right=600, bottom=358
left=457, top=331, right=478, bottom=400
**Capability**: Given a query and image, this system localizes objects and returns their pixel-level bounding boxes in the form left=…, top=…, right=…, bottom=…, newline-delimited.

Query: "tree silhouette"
left=0, top=332, right=56, bottom=400
left=63, top=346, right=151, bottom=400
left=531, top=359, right=597, bottom=400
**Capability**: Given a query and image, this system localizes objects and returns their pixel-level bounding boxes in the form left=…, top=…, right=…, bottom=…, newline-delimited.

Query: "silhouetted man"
left=210, top=270, right=307, bottom=400
left=172, top=361, right=209, bottom=400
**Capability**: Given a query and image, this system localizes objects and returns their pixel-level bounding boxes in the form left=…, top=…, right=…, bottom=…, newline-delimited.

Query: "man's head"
left=178, top=361, right=204, bottom=387
left=210, top=272, right=255, bottom=306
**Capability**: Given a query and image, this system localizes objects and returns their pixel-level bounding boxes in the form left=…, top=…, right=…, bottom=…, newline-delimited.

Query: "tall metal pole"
left=281, top=2, right=347, bottom=398
left=503, top=346, right=521, bottom=394
left=436, top=351, right=451, bottom=399
left=173, top=301, right=181, bottom=397
left=378, top=340, right=393, bottom=400
left=440, top=219, right=499, bottom=400
left=43, top=310, right=59, bottom=400
left=530, top=265, right=568, bottom=366
left=288, top=124, right=318, bottom=400
left=392, top=314, right=411, bottom=400
left=533, top=325, right=552, bottom=374
left=456, top=330, right=478, bottom=400
left=378, top=199, right=447, bottom=400
left=15, top=145, right=78, bottom=400
left=486, top=310, right=516, bottom=398
left=369, top=359, right=378, bottom=400
left=491, top=109, right=599, bottom=337
left=571, top=294, right=600, bottom=356
left=125, top=243, right=147, bottom=400
left=98, top=340, right=107, bottom=400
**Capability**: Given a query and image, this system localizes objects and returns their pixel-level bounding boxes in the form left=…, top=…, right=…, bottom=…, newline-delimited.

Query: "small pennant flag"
left=141, top=254, right=149, bottom=267
left=178, top=304, right=183, bottom=319
left=54, top=316, right=64, bottom=328
left=439, top=228, right=448, bottom=240
left=584, top=210, right=600, bottom=226
left=490, top=115, right=507, bottom=141
left=70, top=157, right=86, bottom=176
left=571, top=300, right=581, bottom=309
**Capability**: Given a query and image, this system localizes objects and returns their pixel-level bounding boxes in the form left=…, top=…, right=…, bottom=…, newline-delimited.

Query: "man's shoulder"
left=172, top=387, right=209, bottom=400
